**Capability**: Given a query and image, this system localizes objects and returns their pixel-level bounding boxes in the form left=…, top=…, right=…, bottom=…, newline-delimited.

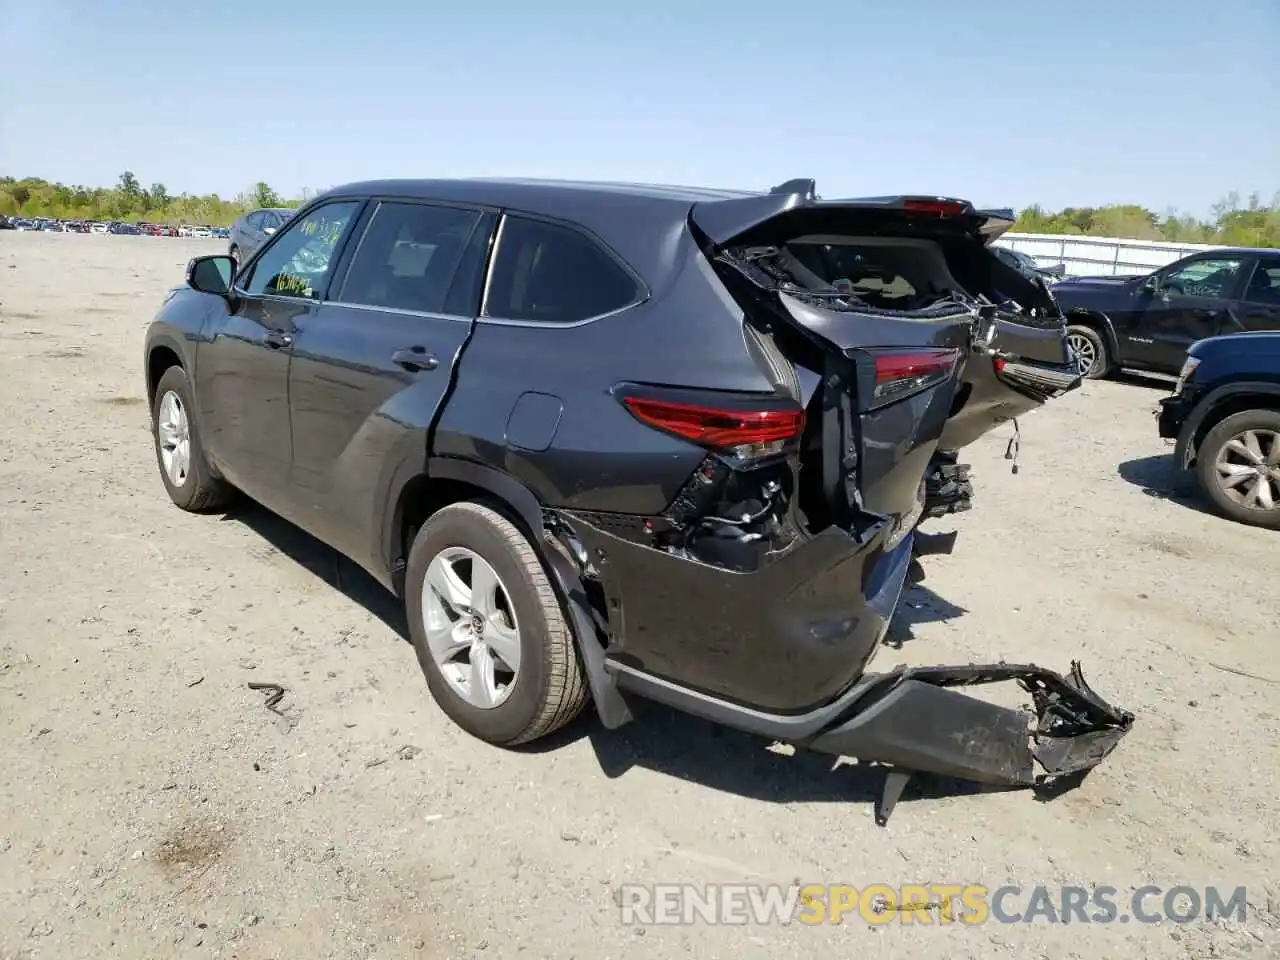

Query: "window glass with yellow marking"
left=241, top=202, right=360, bottom=300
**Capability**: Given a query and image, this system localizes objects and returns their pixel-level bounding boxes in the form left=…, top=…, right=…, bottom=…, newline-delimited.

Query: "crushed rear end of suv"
left=149, top=176, right=1132, bottom=822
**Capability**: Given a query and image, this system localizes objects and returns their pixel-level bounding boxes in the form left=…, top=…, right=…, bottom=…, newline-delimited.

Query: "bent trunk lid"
left=698, top=189, right=1076, bottom=528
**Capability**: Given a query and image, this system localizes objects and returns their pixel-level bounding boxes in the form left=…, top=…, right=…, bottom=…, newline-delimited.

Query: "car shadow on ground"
left=565, top=701, right=1017, bottom=812
left=224, top=499, right=1019, bottom=816
left=1116, top=453, right=1206, bottom=516
left=222, top=500, right=410, bottom=639
left=883, top=583, right=968, bottom=648
left=1113, top=369, right=1176, bottom=391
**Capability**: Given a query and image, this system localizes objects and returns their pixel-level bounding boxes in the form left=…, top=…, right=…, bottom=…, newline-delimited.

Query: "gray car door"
left=197, top=200, right=363, bottom=514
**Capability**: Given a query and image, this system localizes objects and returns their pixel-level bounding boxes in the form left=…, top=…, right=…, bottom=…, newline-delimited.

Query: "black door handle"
left=263, top=329, right=293, bottom=349
left=391, top=348, right=439, bottom=372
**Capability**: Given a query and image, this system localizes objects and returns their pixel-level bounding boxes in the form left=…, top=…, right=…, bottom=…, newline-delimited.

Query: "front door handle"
left=263, top=329, right=293, bottom=349
left=391, top=348, right=439, bottom=372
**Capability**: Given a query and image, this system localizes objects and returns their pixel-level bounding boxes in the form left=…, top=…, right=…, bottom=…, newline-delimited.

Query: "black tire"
left=1195, top=409, right=1280, bottom=530
left=150, top=366, right=233, bottom=512
left=1065, top=324, right=1111, bottom=380
left=405, top=502, right=589, bottom=746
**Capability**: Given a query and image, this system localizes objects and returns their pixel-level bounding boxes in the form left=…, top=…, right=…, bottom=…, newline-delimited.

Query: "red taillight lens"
left=621, top=394, right=805, bottom=459
left=868, top=347, right=961, bottom=409
left=902, top=198, right=968, bottom=217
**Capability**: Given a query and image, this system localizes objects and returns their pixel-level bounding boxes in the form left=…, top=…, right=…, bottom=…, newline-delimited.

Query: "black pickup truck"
left=1056, top=249, right=1280, bottom=379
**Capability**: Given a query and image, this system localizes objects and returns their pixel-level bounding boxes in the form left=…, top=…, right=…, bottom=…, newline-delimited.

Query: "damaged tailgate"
left=697, top=189, right=1081, bottom=462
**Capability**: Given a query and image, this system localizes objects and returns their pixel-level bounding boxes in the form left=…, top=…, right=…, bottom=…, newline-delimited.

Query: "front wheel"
left=405, top=502, right=588, bottom=746
left=1195, top=409, right=1280, bottom=529
left=151, top=366, right=234, bottom=511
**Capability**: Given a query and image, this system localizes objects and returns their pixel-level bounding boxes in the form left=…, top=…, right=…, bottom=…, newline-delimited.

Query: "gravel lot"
left=2, top=232, right=1278, bottom=960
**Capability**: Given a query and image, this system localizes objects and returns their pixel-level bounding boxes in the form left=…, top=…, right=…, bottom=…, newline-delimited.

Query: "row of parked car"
left=0, top=215, right=231, bottom=239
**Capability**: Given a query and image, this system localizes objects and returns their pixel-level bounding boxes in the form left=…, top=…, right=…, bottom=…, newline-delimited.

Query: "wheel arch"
left=388, top=457, right=633, bottom=730
left=387, top=458, right=547, bottom=597
left=1064, top=308, right=1120, bottom=360
left=1181, top=383, right=1280, bottom=468
left=145, top=335, right=189, bottom=407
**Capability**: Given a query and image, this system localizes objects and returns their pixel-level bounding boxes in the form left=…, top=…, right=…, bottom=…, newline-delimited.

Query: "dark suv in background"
left=1054, top=248, right=1280, bottom=379
left=144, top=177, right=1131, bottom=818
left=1158, top=330, right=1280, bottom=529
left=228, top=207, right=298, bottom=261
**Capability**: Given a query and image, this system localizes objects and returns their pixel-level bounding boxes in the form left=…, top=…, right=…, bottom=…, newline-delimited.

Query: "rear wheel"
left=1065, top=324, right=1110, bottom=380
left=151, top=366, right=233, bottom=511
left=405, top=502, right=588, bottom=746
left=1195, top=409, right=1280, bottom=529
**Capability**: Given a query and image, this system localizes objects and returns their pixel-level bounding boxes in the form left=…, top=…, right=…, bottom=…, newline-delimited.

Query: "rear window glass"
left=778, top=239, right=963, bottom=311
left=484, top=216, right=640, bottom=324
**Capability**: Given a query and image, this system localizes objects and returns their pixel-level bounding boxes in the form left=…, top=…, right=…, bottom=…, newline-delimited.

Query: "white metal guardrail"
left=994, top=233, right=1224, bottom=277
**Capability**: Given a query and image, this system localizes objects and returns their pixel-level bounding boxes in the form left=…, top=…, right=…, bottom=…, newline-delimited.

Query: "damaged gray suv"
left=145, top=177, right=1133, bottom=822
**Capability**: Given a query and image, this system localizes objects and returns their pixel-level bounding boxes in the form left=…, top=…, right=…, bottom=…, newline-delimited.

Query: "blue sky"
left=1, top=0, right=1276, bottom=216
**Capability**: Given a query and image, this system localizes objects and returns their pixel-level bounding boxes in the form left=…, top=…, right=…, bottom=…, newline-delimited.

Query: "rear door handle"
left=391, top=348, right=439, bottom=372
left=263, top=329, right=293, bottom=349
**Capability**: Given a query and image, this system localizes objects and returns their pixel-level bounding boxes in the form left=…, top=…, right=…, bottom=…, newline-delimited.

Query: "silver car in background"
left=228, top=207, right=298, bottom=262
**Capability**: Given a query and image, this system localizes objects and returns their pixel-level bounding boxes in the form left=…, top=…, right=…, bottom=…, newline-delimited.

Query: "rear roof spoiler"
left=975, top=207, right=1017, bottom=244
left=692, top=182, right=1014, bottom=246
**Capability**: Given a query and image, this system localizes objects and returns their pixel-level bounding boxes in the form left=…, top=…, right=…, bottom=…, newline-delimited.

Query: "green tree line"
left=3, top=172, right=1279, bottom=247
left=1010, top=191, right=1280, bottom=248
left=0, top=172, right=312, bottom=226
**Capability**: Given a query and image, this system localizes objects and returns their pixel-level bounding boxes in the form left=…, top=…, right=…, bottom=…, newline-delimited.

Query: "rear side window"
left=1243, top=257, right=1280, bottom=305
left=337, top=203, right=481, bottom=316
left=484, top=216, right=640, bottom=323
left=337, top=202, right=483, bottom=314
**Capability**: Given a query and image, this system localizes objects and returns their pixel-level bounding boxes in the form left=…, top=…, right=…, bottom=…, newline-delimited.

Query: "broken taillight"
left=620, top=392, right=805, bottom=460
left=866, top=347, right=961, bottom=409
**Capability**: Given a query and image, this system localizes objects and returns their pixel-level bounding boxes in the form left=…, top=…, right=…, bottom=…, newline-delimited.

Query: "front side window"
left=336, top=202, right=483, bottom=314
left=1160, top=257, right=1246, bottom=299
left=241, top=201, right=359, bottom=300
left=484, top=216, right=640, bottom=323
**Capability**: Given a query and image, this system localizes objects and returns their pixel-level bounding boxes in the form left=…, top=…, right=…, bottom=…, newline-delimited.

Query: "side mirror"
left=263, top=226, right=277, bottom=235
left=186, top=255, right=236, bottom=297
left=1142, top=275, right=1160, bottom=294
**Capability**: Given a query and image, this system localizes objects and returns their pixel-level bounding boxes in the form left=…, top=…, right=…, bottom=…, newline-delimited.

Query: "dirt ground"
left=1, top=232, right=1277, bottom=960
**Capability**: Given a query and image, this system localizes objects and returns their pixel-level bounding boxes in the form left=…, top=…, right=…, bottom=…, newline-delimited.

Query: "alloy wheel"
left=1213, top=428, right=1280, bottom=512
left=422, top=546, right=522, bottom=709
left=1066, top=333, right=1096, bottom=378
left=157, top=390, right=191, bottom=487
